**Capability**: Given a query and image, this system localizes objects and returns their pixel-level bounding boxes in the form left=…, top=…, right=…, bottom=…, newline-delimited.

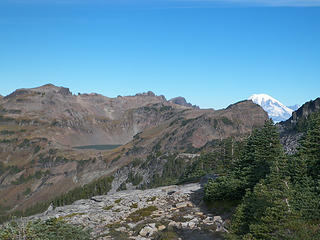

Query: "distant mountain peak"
left=248, top=93, right=293, bottom=122
left=287, top=104, right=300, bottom=111
left=169, top=96, right=199, bottom=109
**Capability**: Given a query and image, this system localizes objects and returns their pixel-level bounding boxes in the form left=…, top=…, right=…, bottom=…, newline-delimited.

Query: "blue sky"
left=0, top=1, right=319, bottom=109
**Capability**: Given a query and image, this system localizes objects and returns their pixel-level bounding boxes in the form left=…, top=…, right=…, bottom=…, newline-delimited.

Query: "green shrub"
left=23, top=188, right=31, bottom=196
left=0, top=218, right=91, bottom=240
left=130, top=203, right=138, bottom=208
left=220, top=116, right=233, bottom=126
left=204, top=176, right=242, bottom=201
left=117, top=182, right=127, bottom=191
left=154, top=230, right=179, bottom=240
left=103, top=205, right=113, bottom=211
left=127, top=172, right=143, bottom=186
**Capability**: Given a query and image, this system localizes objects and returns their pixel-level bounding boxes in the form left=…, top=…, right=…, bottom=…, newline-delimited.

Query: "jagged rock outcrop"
left=278, top=97, right=320, bottom=154
left=169, top=96, right=199, bottom=109
left=287, top=98, right=320, bottom=125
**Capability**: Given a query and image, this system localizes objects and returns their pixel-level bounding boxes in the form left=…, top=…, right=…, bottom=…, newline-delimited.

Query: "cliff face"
left=0, top=84, right=268, bottom=217
left=287, top=98, right=320, bottom=125
left=278, top=97, right=320, bottom=154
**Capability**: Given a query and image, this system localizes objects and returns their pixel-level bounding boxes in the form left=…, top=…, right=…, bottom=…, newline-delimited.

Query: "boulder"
left=203, top=216, right=214, bottom=225
left=176, top=202, right=188, bottom=209
left=158, top=225, right=166, bottom=231
left=139, top=224, right=158, bottom=237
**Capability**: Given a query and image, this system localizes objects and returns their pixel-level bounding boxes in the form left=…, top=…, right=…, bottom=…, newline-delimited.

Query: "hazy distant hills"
left=287, top=104, right=300, bottom=111
left=0, top=84, right=268, bottom=217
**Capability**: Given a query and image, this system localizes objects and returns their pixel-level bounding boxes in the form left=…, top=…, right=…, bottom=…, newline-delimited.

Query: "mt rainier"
left=249, top=94, right=294, bottom=122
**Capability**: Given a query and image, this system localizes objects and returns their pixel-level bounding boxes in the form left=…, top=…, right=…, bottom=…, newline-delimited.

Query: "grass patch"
left=147, top=196, right=157, bottom=202
left=109, top=230, right=129, bottom=240
left=131, top=158, right=142, bottom=167
left=130, top=203, right=138, bottom=208
left=128, top=206, right=158, bottom=222
left=103, top=205, right=113, bottom=211
left=106, top=222, right=122, bottom=229
left=115, top=198, right=122, bottom=204
left=220, top=116, right=233, bottom=126
left=170, top=213, right=189, bottom=223
left=111, top=155, right=121, bottom=165
left=58, top=212, right=86, bottom=220
left=23, top=188, right=31, bottom=196
left=117, top=182, right=127, bottom=191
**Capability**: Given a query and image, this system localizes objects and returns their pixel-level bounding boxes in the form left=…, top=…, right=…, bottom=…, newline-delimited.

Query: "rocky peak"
left=278, top=97, right=320, bottom=154
left=289, top=97, right=320, bottom=125
left=169, top=96, right=199, bottom=109
left=4, top=89, right=31, bottom=99
left=4, top=84, right=72, bottom=99
left=32, top=84, right=72, bottom=96
left=135, top=91, right=156, bottom=97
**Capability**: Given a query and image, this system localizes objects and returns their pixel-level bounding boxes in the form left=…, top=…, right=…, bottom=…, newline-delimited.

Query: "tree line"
left=205, top=115, right=320, bottom=239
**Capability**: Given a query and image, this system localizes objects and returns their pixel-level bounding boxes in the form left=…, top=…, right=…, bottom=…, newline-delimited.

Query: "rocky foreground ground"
left=24, top=183, right=227, bottom=239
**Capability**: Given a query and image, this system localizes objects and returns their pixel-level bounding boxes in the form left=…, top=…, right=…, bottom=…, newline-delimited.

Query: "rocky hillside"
left=1, top=84, right=175, bottom=146
left=278, top=97, right=320, bottom=154
left=22, top=183, right=226, bottom=240
left=0, top=84, right=268, bottom=221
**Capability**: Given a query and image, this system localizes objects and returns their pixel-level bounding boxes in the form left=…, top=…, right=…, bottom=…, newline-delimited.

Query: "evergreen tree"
left=289, top=111, right=320, bottom=221
left=297, top=111, right=320, bottom=180
left=205, top=120, right=284, bottom=202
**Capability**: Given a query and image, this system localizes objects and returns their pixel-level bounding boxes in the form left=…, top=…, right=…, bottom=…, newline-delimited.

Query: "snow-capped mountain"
left=249, top=94, right=293, bottom=122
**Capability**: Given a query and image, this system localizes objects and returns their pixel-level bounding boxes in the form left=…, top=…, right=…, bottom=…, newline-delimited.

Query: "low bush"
left=0, top=218, right=91, bottom=240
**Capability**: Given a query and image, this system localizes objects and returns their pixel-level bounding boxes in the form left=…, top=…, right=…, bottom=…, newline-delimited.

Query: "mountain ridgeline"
left=0, top=84, right=320, bottom=239
left=0, top=84, right=268, bottom=222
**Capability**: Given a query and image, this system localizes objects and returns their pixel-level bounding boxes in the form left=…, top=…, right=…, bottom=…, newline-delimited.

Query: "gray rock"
left=139, top=226, right=157, bottom=237
left=18, top=183, right=229, bottom=238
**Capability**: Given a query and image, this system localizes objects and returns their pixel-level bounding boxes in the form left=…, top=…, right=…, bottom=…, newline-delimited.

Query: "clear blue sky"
left=0, top=0, right=319, bottom=109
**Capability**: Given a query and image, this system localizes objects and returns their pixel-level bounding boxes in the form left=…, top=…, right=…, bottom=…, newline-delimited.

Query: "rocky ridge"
left=169, top=97, right=199, bottom=109
left=23, top=183, right=226, bottom=239
left=278, top=97, right=320, bottom=154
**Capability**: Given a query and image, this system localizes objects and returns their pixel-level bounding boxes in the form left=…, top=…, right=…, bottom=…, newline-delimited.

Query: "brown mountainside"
left=0, top=84, right=268, bottom=217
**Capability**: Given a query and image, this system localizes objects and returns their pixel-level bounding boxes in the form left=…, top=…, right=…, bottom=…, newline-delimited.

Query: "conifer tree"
left=298, top=112, right=320, bottom=180
left=205, top=120, right=284, bottom=201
